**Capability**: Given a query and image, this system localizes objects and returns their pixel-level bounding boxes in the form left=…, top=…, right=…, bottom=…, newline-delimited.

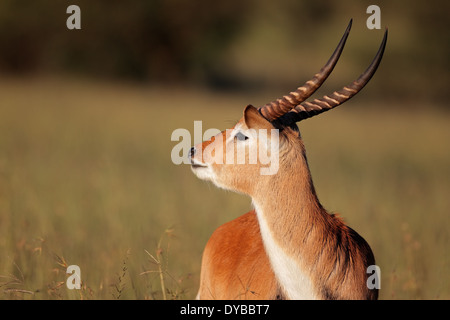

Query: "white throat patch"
left=253, top=202, right=318, bottom=300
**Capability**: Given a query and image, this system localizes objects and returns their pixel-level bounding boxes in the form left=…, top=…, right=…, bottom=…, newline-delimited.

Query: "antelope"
left=190, top=20, right=387, bottom=300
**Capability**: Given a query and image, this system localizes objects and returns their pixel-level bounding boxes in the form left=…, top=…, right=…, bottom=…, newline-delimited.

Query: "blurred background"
left=0, top=0, right=449, bottom=299
left=0, top=0, right=449, bottom=103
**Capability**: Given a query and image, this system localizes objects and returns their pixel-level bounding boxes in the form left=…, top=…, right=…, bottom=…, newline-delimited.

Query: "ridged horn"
left=258, top=19, right=352, bottom=121
left=280, top=29, right=388, bottom=124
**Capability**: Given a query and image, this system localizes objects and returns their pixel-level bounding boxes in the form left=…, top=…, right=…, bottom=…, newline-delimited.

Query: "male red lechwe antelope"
left=190, top=20, right=387, bottom=300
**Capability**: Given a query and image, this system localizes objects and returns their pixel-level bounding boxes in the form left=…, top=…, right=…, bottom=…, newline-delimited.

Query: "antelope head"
left=190, top=20, right=387, bottom=197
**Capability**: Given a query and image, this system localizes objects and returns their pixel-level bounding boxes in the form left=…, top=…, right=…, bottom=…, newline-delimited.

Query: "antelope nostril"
left=189, top=147, right=196, bottom=159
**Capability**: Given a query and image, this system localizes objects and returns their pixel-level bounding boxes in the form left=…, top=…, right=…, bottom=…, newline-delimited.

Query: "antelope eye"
left=234, top=132, right=249, bottom=141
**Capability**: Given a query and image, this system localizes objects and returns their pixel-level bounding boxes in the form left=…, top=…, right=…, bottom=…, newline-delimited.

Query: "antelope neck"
left=251, top=156, right=327, bottom=299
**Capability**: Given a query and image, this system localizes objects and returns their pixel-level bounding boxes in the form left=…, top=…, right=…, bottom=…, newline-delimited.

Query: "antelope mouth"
left=191, top=163, right=208, bottom=169
left=190, top=159, right=208, bottom=169
left=190, top=159, right=214, bottom=182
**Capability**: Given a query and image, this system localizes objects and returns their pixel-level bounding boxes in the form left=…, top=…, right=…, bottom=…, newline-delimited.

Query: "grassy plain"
left=0, top=76, right=449, bottom=299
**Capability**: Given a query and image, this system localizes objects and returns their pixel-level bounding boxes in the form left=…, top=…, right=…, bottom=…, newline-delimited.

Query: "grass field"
left=0, top=76, right=449, bottom=299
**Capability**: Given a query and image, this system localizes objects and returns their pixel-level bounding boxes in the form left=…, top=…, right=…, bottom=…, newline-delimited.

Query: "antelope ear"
left=243, top=105, right=274, bottom=130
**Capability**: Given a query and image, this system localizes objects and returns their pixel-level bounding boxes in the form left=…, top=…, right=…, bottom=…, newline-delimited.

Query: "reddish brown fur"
left=198, top=211, right=281, bottom=299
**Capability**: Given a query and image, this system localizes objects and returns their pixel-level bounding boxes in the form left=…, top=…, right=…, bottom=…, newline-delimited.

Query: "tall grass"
left=0, top=76, right=449, bottom=299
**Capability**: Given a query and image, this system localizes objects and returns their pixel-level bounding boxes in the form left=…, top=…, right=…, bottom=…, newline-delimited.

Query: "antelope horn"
left=280, top=29, right=388, bottom=124
left=259, top=19, right=352, bottom=121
